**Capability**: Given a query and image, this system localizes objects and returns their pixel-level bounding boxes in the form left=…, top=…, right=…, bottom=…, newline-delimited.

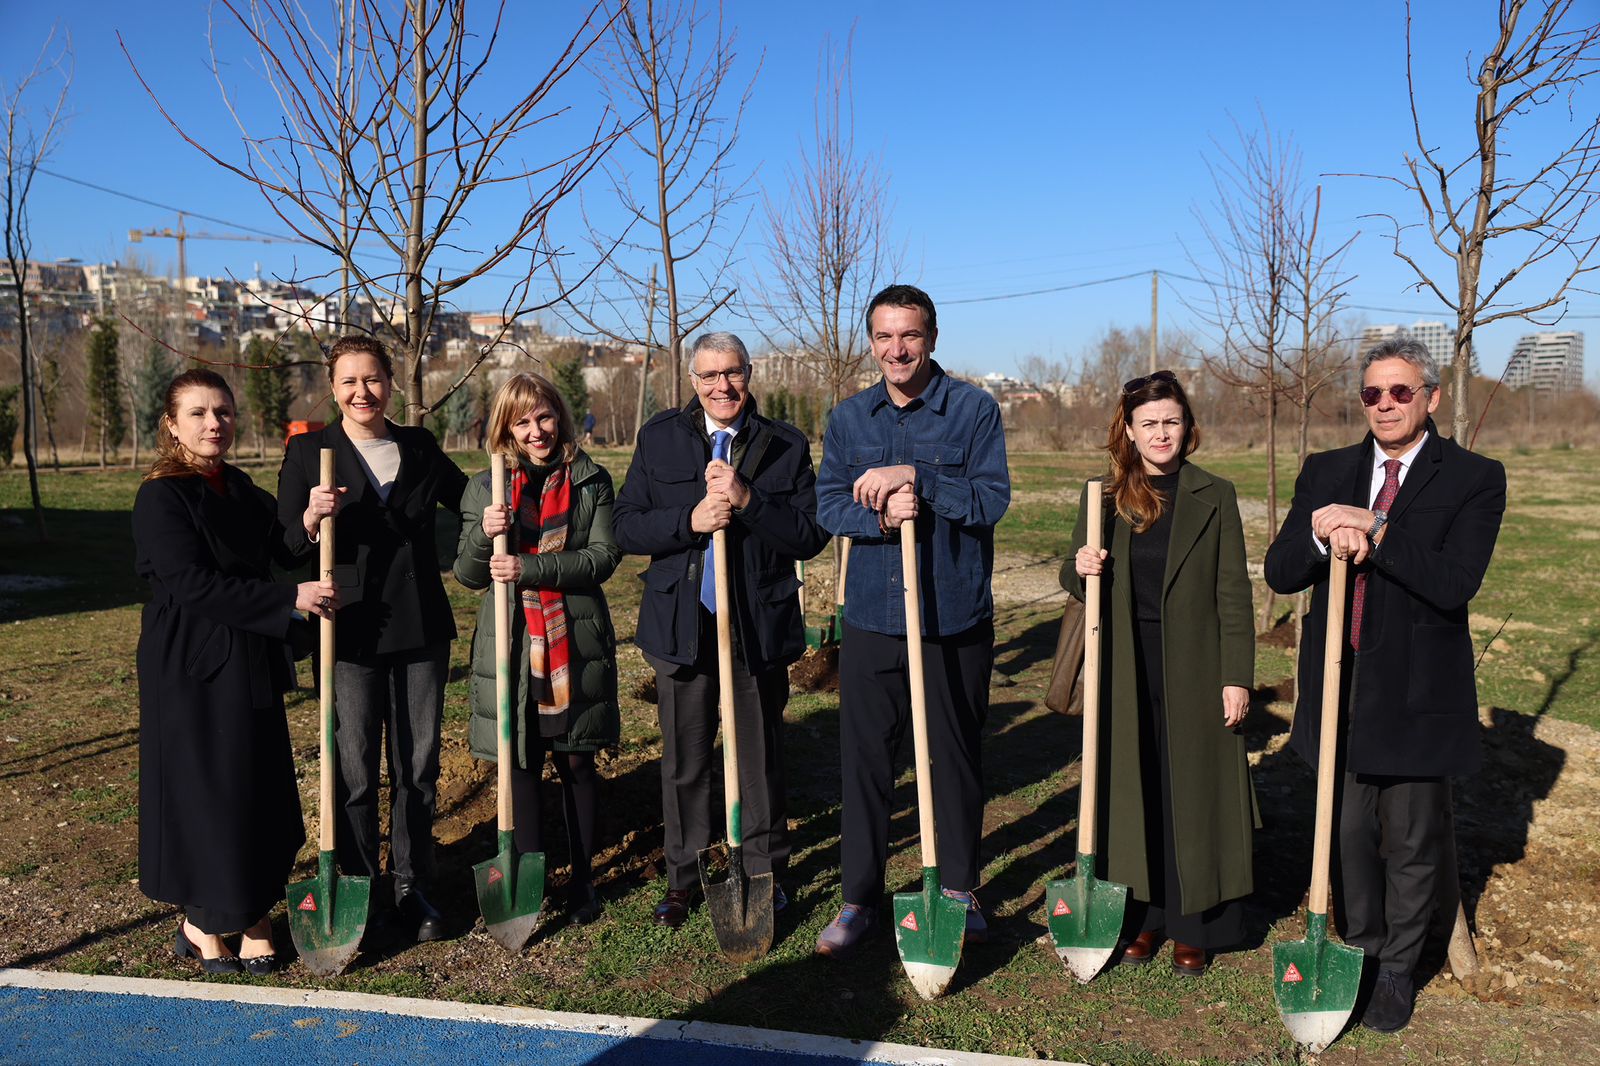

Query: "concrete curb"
left=0, top=968, right=1067, bottom=1065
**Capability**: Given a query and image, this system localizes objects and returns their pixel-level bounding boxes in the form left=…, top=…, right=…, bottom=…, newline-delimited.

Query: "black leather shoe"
left=175, top=924, right=244, bottom=974
left=1361, top=969, right=1415, bottom=1033
left=396, top=884, right=445, bottom=943
left=654, top=888, right=695, bottom=929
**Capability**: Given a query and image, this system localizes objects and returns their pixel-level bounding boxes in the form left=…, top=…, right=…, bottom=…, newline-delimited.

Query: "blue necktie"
left=699, top=429, right=732, bottom=613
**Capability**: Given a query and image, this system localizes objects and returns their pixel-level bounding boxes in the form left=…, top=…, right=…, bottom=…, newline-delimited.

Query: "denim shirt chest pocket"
left=847, top=446, right=885, bottom=474
left=913, top=442, right=965, bottom=469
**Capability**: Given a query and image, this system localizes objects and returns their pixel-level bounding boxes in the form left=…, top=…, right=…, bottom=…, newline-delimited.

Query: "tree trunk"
left=403, top=0, right=429, bottom=427
left=12, top=276, right=47, bottom=538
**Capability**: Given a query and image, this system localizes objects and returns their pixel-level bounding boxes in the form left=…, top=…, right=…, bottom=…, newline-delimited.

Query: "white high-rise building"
left=1357, top=320, right=1478, bottom=375
left=1504, top=331, right=1584, bottom=393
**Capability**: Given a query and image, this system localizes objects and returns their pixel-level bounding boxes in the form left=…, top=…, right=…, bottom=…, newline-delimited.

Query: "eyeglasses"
left=692, top=366, right=748, bottom=385
left=1122, top=369, right=1177, bottom=394
left=1359, top=383, right=1429, bottom=407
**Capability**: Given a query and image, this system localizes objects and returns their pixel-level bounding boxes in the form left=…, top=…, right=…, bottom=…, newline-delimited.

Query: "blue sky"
left=5, top=1, right=1597, bottom=380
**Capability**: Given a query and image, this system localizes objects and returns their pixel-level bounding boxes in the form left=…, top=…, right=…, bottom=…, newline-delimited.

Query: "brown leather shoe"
left=653, top=888, right=695, bottom=929
left=1120, top=930, right=1161, bottom=966
left=1172, top=941, right=1209, bottom=977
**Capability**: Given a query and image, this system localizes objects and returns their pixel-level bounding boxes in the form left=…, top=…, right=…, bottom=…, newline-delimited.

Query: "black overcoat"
left=133, top=468, right=306, bottom=923
left=612, top=398, right=829, bottom=672
left=277, top=421, right=468, bottom=660
left=1264, top=422, right=1506, bottom=777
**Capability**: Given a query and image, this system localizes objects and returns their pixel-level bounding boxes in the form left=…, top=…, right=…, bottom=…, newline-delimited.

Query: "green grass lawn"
left=0, top=441, right=1595, bottom=1064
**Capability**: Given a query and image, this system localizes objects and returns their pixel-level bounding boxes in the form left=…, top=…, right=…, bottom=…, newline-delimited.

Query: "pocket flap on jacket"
left=185, top=624, right=233, bottom=682
left=640, top=566, right=680, bottom=592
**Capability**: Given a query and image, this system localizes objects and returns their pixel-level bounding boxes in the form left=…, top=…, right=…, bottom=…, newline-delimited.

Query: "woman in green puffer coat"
left=453, top=372, right=622, bottom=924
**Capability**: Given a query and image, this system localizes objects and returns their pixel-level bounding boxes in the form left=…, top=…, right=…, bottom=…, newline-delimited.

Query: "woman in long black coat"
left=134, top=368, right=337, bottom=974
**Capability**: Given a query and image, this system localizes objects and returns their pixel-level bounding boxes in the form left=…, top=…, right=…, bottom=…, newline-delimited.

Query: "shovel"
left=1274, top=553, right=1363, bottom=1052
left=287, top=447, right=372, bottom=976
left=473, top=453, right=546, bottom=950
left=698, top=525, right=775, bottom=962
left=1046, top=479, right=1129, bottom=981
left=892, top=517, right=968, bottom=999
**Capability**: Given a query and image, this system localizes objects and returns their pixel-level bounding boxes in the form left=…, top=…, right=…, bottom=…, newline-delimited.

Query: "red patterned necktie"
left=1350, top=458, right=1402, bottom=651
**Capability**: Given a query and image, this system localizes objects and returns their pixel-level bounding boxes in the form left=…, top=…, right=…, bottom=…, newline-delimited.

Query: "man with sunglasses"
left=614, top=331, right=829, bottom=930
left=811, top=284, right=1011, bottom=958
left=1265, top=337, right=1505, bottom=1034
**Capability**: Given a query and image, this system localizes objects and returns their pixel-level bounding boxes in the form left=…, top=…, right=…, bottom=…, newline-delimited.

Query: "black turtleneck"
left=1129, top=470, right=1180, bottom=623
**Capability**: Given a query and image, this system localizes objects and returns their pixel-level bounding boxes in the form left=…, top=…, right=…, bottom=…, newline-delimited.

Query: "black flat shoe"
left=175, top=925, right=244, bottom=974
left=397, top=883, right=446, bottom=943
left=567, top=884, right=603, bottom=926
left=241, top=952, right=278, bottom=977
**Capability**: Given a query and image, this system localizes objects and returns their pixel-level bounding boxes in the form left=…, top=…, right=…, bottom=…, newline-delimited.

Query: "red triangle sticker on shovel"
left=1282, top=962, right=1303, bottom=983
left=1052, top=898, right=1071, bottom=916
left=487, top=867, right=503, bottom=885
left=297, top=893, right=318, bottom=912
left=899, top=912, right=919, bottom=932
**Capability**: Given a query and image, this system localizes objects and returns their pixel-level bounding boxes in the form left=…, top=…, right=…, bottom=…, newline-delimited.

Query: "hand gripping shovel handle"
left=318, top=449, right=337, bottom=856
left=492, top=455, right=515, bottom=844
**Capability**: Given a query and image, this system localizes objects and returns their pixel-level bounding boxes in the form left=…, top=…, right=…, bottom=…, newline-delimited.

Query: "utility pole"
left=634, top=262, right=657, bottom=445
left=1149, top=270, right=1159, bottom=374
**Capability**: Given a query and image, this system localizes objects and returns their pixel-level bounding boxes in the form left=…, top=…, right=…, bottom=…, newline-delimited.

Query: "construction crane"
left=128, top=211, right=312, bottom=295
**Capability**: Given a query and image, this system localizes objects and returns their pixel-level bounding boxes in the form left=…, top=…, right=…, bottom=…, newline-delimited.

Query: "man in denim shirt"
left=812, top=284, right=1010, bottom=959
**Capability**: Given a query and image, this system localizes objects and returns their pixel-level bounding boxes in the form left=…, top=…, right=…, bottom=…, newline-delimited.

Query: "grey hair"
left=689, top=331, right=750, bottom=372
left=1361, top=337, right=1440, bottom=390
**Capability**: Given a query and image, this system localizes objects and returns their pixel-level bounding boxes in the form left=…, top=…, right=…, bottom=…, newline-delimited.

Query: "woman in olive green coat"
left=1061, top=370, right=1256, bottom=977
left=454, top=372, right=622, bottom=923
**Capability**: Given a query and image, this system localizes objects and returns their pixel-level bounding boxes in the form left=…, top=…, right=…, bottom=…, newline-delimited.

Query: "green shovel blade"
left=1274, top=911, right=1364, bottom=1053
left=893, top=868, right=968, bottom=1000
left=473, top=832, right=545, bottom=952
left=1046, top=853, right=1129, bottom=983
left=286, top=850, right=371, bottom=977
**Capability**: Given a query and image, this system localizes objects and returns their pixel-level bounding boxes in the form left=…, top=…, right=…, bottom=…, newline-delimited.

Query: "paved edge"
left=0, top=968, right=1069, bottom=1066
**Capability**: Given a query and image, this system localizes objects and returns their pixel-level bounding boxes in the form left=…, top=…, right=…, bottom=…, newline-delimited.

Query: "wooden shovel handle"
left=491, top=454, right=514, bottom=837
left=318, top=449, right=337, bottom=854
left=713, top=529, right=742, bottom=842
left=901, top=519, right=938, bottom=870
left=1309, top=554, right=1350, bottom=915
left=1076, top=481, right=1105, bottom=857
left=837, top=537, right=852, bottom=606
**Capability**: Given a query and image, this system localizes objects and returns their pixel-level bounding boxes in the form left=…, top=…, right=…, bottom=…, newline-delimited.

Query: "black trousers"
left=1333, top=771, right=1449, bottom=975
left=509, top=744, right=601, bottom=888
left=645, top=618, right=790, bottom=890
left=332, top=643, right=449, bottom=899
left=838, top=620, right=992, bottom=906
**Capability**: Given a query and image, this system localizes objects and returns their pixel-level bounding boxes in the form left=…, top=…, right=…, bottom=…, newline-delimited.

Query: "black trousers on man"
left=646, top=612, right=790, bottom=891
left=1333, top=772, right=1449, bottom=976
left=838, top=619, right=993, bottom=906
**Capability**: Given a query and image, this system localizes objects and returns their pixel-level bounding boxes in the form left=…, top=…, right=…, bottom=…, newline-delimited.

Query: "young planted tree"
left=127, top=1, right=622, bottom=425
left=757, top=32, right=899, bottom=414
left=85, top=318, right=125, bottom=469
left=1364, top=0, right=1600, bottom=442
left=2, top=24, right=71, bottom=536
left=564, top=0, right=756, bottom=419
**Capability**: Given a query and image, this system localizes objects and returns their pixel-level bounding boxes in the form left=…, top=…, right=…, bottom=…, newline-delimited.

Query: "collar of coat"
left=1340, top=416, right=1446, bottom=524
left=1107, top=460, right=1225, bottom=601
left=323, top=418, right=431, bottom=511
left=676, top=394, right=774, bottom=476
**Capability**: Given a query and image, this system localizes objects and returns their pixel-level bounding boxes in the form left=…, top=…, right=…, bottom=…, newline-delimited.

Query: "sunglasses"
left=1122, top=369, right=1177, bottom=394
left=1359, top=383, right=1429, bottom=407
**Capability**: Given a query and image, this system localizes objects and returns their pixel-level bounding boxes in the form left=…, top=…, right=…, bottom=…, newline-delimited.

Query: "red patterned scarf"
left=510, top=462, right=572, bottom=734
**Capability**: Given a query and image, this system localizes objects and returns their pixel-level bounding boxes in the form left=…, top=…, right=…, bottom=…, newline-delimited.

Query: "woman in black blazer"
left=134, top=368, right=336, bottom=975
left=277, top=335, right=468, bottom=941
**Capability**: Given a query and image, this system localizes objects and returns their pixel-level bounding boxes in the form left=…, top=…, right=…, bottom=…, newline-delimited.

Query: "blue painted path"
left=0, top=971, right=1051, bottom=1066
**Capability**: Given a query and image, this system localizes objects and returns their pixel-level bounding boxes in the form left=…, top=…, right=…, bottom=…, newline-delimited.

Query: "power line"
left=36, top=167, right=301, bottom=241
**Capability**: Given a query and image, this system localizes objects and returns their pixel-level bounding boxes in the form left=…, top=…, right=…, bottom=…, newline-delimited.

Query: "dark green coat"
left=454, top=450, right=622, bottom=766
left=1061, top=461, right=1257, bottom=913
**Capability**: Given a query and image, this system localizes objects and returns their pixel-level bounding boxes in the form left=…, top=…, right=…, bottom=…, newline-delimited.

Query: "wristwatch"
left=1367, top=510, right=1389, bottom=541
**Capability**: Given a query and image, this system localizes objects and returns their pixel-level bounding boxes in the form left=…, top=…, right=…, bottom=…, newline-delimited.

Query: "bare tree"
left=1285, top=186, right=1357, bottom=470
left=756, top=31, right=899, bottom=413
left=125, top=1, right=622, bottom=425
left=563, top=0, right=756, bottom=421
left=1361, top=0, right=1600, bottom=442
left=1190, top=117, right=1298, bottom=598
left=2, top=25, right=71, bottom=539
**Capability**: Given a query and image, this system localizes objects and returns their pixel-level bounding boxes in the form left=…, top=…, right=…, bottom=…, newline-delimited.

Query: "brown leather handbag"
left=1044, top=595, right=1087, bottom=715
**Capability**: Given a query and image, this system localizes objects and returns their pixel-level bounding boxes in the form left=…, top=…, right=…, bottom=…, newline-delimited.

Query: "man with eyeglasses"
left=1265, top=337, right=1505, bottom=1034
left=613, top=331, right=828, bottom=930
left=811, top=284, right=1011, bottom=959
